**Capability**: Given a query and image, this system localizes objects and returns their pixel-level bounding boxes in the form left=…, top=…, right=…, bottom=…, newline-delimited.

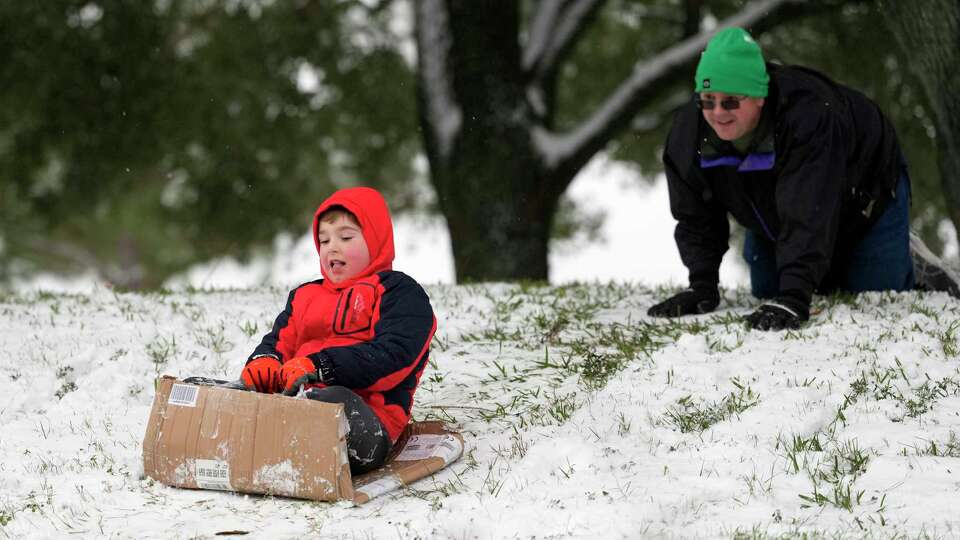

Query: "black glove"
left=745, top=294, right=810, bottom=331
left=648, top=288, right=720, bottom=318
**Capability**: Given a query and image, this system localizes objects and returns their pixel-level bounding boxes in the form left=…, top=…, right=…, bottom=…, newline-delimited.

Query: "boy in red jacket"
left=240, top=187, right=437, bottom=474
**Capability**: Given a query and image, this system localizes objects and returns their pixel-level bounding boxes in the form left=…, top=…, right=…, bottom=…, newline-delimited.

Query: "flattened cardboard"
left=142, top=376, right=463, bottom=505
left=352, top=421, right=464, bottom=505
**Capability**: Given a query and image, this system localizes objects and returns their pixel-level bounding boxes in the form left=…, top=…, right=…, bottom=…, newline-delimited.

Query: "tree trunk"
left=415, top=0, right=563, bottom=281
left=879, top=0, right=960, bottom=233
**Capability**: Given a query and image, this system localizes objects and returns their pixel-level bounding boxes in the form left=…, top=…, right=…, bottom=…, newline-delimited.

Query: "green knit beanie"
left=695, top=27, right=769, bottom=97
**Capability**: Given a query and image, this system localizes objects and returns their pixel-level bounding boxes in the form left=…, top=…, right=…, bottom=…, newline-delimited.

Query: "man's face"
left=699, top=92, right=765, bottom=141
left=317, top=215, right=370, bottom=283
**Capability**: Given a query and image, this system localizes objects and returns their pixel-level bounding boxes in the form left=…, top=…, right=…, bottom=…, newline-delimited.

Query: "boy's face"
left=699, top=92, right=765, bottom=141
left=317, top=215, right=370, bottom=283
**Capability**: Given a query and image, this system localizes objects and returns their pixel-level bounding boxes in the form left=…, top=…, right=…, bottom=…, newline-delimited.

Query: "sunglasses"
left=695, top=95, right=747, bottom=111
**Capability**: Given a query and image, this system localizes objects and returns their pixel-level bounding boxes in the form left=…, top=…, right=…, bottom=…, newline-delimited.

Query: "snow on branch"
left=523, top=0, right=567, bottom=71
left=534, top=0, right=793, bottom=172
left=415, top=0, right=462, bottom=162
left=524, top=0, right=604, bottom=80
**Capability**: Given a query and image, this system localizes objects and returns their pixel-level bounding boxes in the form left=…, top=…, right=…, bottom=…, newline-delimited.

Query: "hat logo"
left=703, top=79, right=711, bottom=88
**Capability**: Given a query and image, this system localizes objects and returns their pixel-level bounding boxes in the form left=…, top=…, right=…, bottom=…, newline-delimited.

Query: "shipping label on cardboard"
left=394, top=434, right=461, bottom=464
left=194, top=459, right=232, bottom=491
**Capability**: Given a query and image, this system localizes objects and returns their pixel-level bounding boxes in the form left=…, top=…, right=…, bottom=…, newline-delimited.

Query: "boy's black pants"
left=304, top=385, right=392, bottom=474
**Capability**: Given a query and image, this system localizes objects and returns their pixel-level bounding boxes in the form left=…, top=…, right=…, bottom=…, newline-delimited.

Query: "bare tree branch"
left=523, top=0, right=569, bottom=72
left=524, top=0, right=607, bottom=121
left=414, top=0, right=462, bottom=164
left=524, top=0, right=605, bottom=83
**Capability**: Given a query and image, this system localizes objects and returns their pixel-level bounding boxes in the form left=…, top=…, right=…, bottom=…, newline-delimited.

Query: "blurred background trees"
left=0, top=0, right=418, bottom=288
left=0, top=0, right=951, bottom=288
left=879, top=0, right=960, bottom=239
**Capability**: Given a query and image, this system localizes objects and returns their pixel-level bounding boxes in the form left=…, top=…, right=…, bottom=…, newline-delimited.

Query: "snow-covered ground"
left=6, top=156, right=960, bottom=538
left=2, top=282, right=960, bottom=538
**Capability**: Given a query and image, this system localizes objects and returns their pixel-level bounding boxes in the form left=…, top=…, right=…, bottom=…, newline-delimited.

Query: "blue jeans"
left=743, top=173, right=915, bottom=299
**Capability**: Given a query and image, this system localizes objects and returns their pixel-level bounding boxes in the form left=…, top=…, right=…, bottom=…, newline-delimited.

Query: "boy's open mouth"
left=329, top=260, right=345, bottom=270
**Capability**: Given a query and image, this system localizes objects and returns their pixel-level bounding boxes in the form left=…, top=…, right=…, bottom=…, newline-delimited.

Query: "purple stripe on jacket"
left=700, top=151, right=775, bottom=172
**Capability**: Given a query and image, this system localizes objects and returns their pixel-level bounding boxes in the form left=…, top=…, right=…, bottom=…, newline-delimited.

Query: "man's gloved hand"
left=745, top=294, right=810, bottom=331
left=241, top=356, right=282, bottom=393
left=648, top=288, right=720, bottom=318
left=280, top=357, right=319, bottom=396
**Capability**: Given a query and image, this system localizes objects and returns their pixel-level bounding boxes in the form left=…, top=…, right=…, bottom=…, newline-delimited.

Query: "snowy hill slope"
left=1, top=283, right=959, bottom=539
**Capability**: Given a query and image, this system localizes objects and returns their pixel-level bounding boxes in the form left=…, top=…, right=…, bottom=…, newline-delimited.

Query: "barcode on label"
left=197, top=467, right=229, bottom=479
left=168, top=384, right=199, bottom=407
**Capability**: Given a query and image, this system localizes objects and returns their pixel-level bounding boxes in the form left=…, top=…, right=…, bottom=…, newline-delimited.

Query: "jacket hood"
left=312, top=187, right=395, bottom=289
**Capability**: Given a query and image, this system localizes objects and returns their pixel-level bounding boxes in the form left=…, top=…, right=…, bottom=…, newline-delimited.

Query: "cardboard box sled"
left=142, top=376, right=463, bottom=505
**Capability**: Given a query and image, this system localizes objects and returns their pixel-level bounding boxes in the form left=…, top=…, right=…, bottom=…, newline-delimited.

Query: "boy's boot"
left=910, top=232, right=960, bottom=298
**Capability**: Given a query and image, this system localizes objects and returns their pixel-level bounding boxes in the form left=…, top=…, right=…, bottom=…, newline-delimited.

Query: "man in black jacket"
left=648, top=26, right=958, bottom=330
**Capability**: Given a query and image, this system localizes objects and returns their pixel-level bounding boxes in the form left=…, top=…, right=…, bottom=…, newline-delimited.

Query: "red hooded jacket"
left=248, top=187, right=436, bottom=441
